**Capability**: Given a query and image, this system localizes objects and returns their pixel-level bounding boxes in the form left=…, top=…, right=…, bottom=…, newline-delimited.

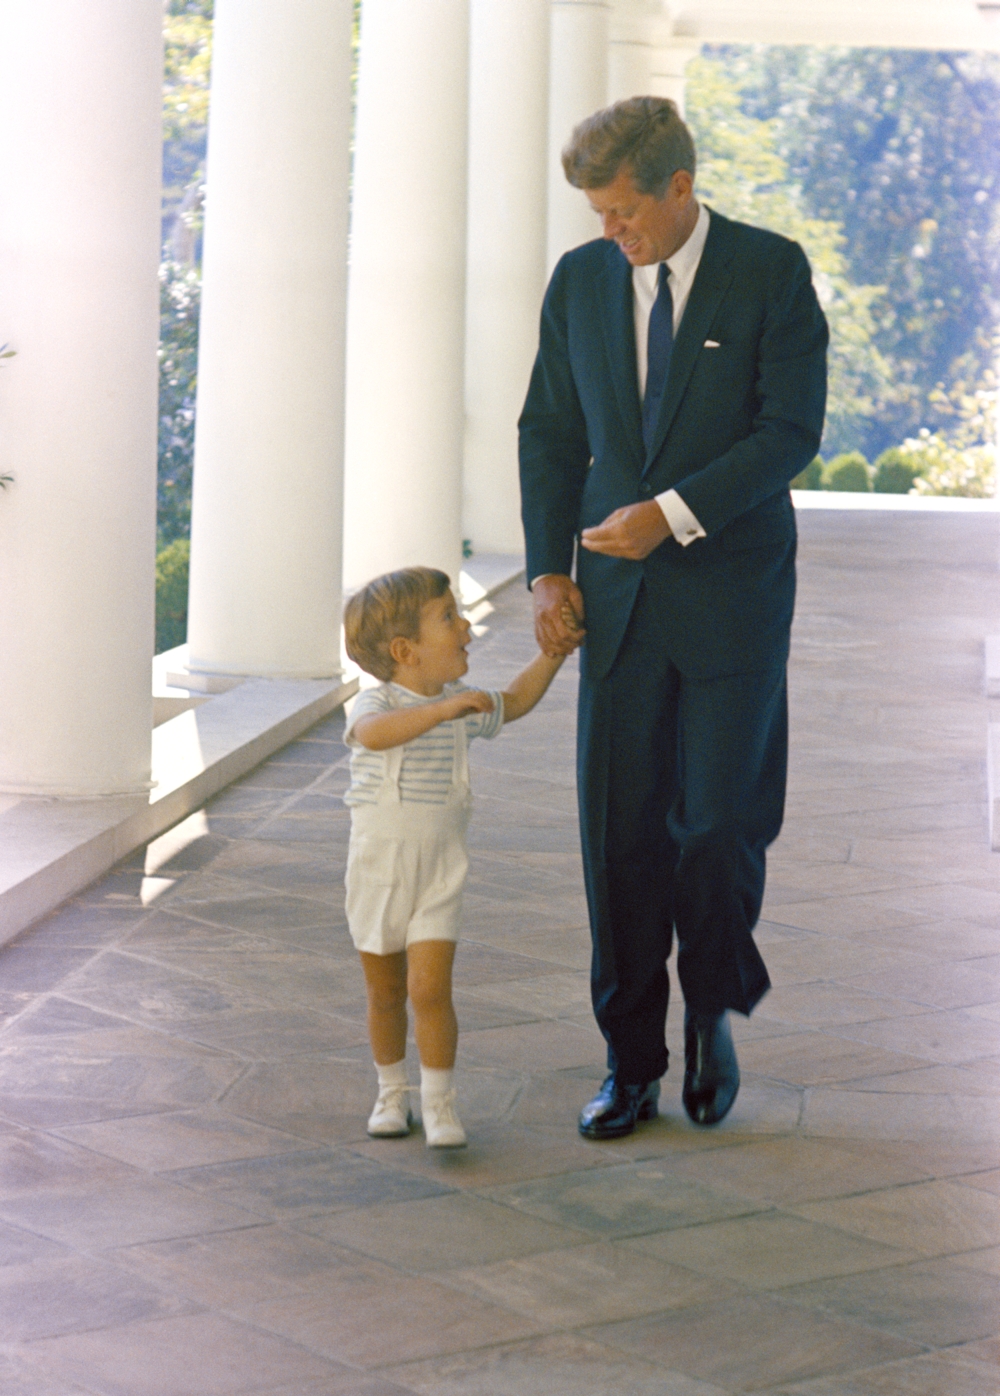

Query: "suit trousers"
left=577, top=583, right=783, bottom=1084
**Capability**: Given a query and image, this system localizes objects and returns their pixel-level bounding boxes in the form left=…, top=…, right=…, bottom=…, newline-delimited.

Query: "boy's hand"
left=440, top=690, right=494, bottom=721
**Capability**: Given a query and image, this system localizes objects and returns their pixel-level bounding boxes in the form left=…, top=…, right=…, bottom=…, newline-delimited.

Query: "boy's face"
left=401, top=589, right=472, bottom=691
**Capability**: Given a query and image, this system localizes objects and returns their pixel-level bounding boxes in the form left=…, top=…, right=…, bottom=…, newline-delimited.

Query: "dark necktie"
left=642, top=262, right=673, bottom=452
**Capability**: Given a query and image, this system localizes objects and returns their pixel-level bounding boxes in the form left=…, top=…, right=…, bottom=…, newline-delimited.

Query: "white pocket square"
left=704, top=339, right=721, bottom=348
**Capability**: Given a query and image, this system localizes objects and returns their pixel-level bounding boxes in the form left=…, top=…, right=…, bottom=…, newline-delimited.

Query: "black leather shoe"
left=683, top=1010, right=739, bottom=1125
left=578, top=1075, right=660, bottom=1140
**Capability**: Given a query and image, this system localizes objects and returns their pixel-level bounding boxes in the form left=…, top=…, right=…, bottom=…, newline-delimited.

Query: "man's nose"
left=601, top=213, right=621, bottom=240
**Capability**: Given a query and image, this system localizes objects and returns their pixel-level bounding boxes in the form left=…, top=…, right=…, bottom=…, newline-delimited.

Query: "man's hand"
left=580, top=501, right=671, bottom=560
left=532, top=574, right=586, bottom=657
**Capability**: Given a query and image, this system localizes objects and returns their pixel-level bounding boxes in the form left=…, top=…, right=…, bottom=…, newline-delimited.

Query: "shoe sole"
left=367, top=1111, right=414, bottom=1138
left=682, top=1081, right=739, bottom=1127
left=578, top=1099, right=658, bottom=1140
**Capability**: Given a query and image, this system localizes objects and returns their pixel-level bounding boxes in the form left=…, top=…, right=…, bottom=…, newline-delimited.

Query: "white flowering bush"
left=896, top=429, right=997, bottom=499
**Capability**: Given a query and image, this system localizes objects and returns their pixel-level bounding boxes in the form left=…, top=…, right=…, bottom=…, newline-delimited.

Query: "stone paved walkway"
left=1, top=509, right=999, bottom=1395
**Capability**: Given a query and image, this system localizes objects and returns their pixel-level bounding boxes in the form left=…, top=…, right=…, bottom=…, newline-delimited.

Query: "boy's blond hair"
left=344, top=567, right=451, bottom=682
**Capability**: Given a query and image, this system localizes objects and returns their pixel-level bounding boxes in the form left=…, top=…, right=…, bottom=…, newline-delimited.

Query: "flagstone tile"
left=25, top=1312, right=347, bottom=1396
left=0, top=1031, right=243, bottom=1128
left=738, top=1032, right=925, bottom=1086
left=462, top=971, right=591, bottom=1018
left=58, top=950, right=275, bottom=1028
left=831, top=1062, right=1000, bottom=1096
left=482, top=1160, right=767, bottom=1239
left=952, top=1246, right=1000, bottom=1277
left=240, top=1262, right=541, bottom=1369
left=0, top=1253, right=196, bottom=1342
left=831, top=1008, right=1000, bottom=1064
left=752, top=983, right=928, bottom=1029
left=0, top=945, right=97, bottom=993
left=772, top=1351, right=1000, bottom=1394
left=625, top=1210, right=917, bottom=1289
left=218, top=1053, right=384, bottom=1145
left=952, top=1337, right=1000, bottom=1368
left=763, top=898, right=931, bottom=938
left=461, top=1018, right=603, bottom=1071
left=666, top=1135, right=931, bottom=1207
left=840, top=957, right=1000, bottom=1011
left=451, top=941, right=573, bottom=986
left=110, top=1223, right=365, bottom=1308
left=53, top=1109, right=312, bottom=1171
left=445, top=1239, right=738, bottom=1328
left=300, top=1192, right=586, bottom=1272
left=163, top=1146, right=452, bottom=1220
left=174, top=1006, right=368, bottom=1058
left=792, top=1179, right=1000, bottom=1258
left=383, top=1333, right=727, bottom=1396
left=0, top=1351, right=98, bottom=1396
left=786, top=1257, right=1000, bottom=1347
left=585, top=1292, right=920, bottom=1391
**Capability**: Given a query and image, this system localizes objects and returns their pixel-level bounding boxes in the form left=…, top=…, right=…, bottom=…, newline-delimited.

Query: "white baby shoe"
left=422, top=1089, right=467, bottom=1148
left=367, top=1084, right=413, bottom=1137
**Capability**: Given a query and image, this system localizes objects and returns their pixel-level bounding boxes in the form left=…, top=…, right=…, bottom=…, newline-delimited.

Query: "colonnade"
left=0, top=0, right=696, bottom=798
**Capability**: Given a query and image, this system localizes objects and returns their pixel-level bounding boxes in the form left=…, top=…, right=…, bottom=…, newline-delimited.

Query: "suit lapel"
left=598, top=249, right=645, bottom=467
left=643, top=211, right=737, bottom=475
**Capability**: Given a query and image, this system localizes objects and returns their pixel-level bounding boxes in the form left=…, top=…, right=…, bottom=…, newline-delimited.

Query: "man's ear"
left=671, top=168, right=694, bottom=202
left=388, top=634, right=413, bottom=667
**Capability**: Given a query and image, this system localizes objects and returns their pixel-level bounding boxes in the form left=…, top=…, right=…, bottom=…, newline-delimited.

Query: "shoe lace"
left=375, top=1083, right=417, bottom=1105
left=423, top=1088, right=458, bottom=1123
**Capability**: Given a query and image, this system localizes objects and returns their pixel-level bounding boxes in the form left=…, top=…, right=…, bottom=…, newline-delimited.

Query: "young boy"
left=343, top=567, right=564, bottom=1147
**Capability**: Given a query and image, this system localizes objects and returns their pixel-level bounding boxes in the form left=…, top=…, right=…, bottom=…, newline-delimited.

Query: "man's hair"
left=343, top=566, right=451, bottom=682
left=562, top=96, right=696, bottom=197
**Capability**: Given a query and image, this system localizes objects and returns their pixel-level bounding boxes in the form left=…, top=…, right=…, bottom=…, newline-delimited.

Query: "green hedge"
left=156, top=538, right=190, bottom=654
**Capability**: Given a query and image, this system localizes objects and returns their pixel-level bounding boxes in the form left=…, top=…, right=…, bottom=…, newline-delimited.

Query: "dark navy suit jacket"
left=519, top=210, right=829, bottom=681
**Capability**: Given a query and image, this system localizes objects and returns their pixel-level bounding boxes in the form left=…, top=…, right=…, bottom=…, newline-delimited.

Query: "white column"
left=343, top=0, right=471, bottom=593
left=608, top=2, right=656, bottom=102
left=547, top=0, right=611, bottom=271
left=650, top=39, right=700, bottom=116
left=186, top=0, right=353, bottom=677
left=463, top=0, right=550, bottom=556
left=0, top=0, right=161, bottom=795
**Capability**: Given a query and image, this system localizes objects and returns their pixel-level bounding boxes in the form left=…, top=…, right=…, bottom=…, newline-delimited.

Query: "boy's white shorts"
left=345, top=798, right=470, bottom=955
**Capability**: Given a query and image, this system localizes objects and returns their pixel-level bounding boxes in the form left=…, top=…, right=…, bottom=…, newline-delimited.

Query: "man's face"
left=586, top=165, right=697, bottom=265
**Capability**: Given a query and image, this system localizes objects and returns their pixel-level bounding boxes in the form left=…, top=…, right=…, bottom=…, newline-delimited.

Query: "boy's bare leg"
left=359, top=951, right=408, bottom=1064
left=407, top=940, right=457, bottom=1069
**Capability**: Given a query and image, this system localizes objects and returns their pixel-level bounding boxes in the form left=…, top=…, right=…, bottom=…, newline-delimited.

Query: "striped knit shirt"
left=343, top=681, right=504, bottom=806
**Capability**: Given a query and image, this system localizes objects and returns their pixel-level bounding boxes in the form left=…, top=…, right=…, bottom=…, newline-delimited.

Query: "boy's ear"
left=388, top=634, right=413, bottom=667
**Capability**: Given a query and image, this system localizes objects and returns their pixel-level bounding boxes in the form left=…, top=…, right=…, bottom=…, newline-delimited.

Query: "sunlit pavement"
left=0, top=509, right=998, bottom=1395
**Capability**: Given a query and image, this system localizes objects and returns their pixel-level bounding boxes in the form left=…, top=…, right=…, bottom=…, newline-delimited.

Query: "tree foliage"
left=709, top=45, right=1000, bottom=459
left=686, top=56, right=892, bottom=455
left=163, top=0, right=213, bottom=249
left=156, top=537, right=191, bottom=654
left=158, top=262, right=200, bottom=546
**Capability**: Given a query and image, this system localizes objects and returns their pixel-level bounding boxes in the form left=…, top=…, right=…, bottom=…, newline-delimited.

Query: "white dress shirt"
left=530, top=202, right=712, bottom=590
left=634, top=201, right=711, bottom=546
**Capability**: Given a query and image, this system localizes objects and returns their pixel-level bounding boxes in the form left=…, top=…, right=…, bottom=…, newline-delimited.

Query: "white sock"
left=420, top=1065, right=454, bottom=1098
left=376, top=1060, right=408, bottom=1088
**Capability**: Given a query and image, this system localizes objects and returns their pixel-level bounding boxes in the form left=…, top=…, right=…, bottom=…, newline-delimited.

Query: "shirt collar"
left=665, top=200, right=710, bottom=283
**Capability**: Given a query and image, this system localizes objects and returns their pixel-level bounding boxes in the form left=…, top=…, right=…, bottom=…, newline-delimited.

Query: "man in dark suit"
left=519, top=97, right=827, bottom=1138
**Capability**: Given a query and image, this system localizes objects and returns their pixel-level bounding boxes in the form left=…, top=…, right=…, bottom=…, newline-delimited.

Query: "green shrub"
left=156, top=538, right=190, bottom=654
left=822, top=451, right=871, bottom=492
left=789, top=456, right=823, bottom=490
left=872, top=447, right=924, bottom=494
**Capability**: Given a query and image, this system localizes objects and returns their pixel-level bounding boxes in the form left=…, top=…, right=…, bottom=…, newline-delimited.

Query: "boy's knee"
left=408, top=970, right=450, bottom=1015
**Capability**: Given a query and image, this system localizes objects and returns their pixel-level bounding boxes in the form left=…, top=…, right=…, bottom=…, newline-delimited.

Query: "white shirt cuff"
left=656, top=488, right=706, bottom=547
